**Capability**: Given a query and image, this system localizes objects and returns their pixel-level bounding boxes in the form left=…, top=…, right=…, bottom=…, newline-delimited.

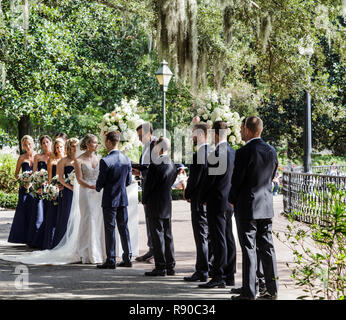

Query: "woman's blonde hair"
left=52, top=138, right=65, bottom=157
left=80, top=134, right=97, bottom=151
left=66, top=138, right=79, bottom=157
left=21, top=135, right=34, bottom=152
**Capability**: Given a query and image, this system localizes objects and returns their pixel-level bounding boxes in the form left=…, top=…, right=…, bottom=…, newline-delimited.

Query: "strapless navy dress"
left=52, top=165, right=74, bottom=247
left=27, top=161, right=47, bottom=249
left=8, top=162, right=34, bottom=244
left=42, top=164, right=58, bottom=250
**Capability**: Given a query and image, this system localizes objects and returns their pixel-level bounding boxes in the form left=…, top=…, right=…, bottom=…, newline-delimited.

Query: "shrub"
left=274, top=184, right=345, bottom=300
left=0, top=153, right=18, bottom=193
left=0, top=191, right=18, bottom=209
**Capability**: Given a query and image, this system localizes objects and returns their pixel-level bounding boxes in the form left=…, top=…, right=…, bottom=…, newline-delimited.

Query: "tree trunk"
left=18, top=115, right=31, bottom=154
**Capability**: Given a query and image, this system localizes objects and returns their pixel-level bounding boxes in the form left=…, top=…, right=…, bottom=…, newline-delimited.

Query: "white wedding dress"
left=77, top=162, right=106, bottom=264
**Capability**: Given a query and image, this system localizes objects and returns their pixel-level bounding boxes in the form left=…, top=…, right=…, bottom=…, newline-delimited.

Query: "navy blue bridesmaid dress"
left=42, top=164, right=58, bottom=250
left=8, top=162, right=34, bottom=244
left=27, top=161, right=47, bottom=249
left=52, top=165, right=74, bottom=247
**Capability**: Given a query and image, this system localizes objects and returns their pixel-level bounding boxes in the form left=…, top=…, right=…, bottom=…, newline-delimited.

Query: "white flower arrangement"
left=99, top=98, right=144, bottom=152
left=17, top=170, right=33, bottom=191
left=191, top=90, right=243, bottom=146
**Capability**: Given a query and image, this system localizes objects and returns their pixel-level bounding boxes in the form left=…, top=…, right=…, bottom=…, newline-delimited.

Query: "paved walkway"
left=0, top=196, right=305, bottom=300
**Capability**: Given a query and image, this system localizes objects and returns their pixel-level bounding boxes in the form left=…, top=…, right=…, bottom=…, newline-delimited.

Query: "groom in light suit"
left=95, top=131, right=132, bottom=269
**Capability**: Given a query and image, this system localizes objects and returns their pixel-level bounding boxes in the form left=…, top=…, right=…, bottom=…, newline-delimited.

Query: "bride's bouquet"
left=17, top=170, right=33, bottom=191
left=99, top=98, right=144, bottom=152
left=29, top=169, right=49, bottom=198
left=191, top=90, right=243, bottom=146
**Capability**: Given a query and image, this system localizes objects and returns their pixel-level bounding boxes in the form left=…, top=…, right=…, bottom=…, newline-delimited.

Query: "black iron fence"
left=283, top=170, right=346, bottom=224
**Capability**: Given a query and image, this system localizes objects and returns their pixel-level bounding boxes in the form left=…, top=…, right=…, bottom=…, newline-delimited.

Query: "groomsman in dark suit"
left=142, top=137, right=178, bottom=276
left=199, top=121, right=236, bottom=288
left=229, top=116, right=279, bottom=300
left=133, top=123, right=157, bottom=262
left=183, top=123, right=210, bottom=282
left=95, top=132, right=132, bottom=269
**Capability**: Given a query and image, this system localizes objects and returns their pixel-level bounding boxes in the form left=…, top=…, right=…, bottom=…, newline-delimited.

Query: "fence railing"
left=284, top=164, right=346, bottom=175
left=283, top=171, right=346, bottom=224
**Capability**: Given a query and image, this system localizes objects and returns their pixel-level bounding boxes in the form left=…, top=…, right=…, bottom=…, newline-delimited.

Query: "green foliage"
left=277, top=153, right=346, bottom=167
left=0, top=191, right=18, bottom=209
left=0, top=153, right=18, bottom=193
left=274, top=184, right=345, bottom=300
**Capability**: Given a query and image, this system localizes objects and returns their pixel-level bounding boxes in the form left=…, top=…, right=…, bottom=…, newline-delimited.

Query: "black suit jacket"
left=138, top=139, right=157, bottom=183
left=96, top=150, right=132, bottom=208
left=229, top=138, right=278, bottom=221
left=184, top=144, right=210, bottom=211
left=142, top=155, right=177, bottom=219
left=200, top=141, right=235, bottom=212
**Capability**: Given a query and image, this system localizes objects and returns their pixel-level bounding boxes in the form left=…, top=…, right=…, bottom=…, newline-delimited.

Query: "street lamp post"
left=156, top=60, right=173, bottom=137
left=299, top=42, right=314, bottom=173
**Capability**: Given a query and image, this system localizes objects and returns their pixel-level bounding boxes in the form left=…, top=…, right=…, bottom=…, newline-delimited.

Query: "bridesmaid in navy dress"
left=52, top=138, right=78, bottom=247
left=8, top=135, right=36, bottom=244
left=27, top=135, right=52, bottom=249
left=42, top=138, right=65, bottom=250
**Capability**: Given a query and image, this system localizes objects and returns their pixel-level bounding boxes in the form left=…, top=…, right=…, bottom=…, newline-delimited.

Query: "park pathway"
left=0, top=196, right=306, bottom=300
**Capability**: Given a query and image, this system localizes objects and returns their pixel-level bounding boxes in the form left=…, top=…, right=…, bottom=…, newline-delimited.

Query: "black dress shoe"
left=117, top=261, right=132, bottom=267
left=184, top=272, right=208, bottom=282
left=135, top=251, right=153, bottom=262
left=230, top=287, right=243, bottom=294
left=231, top=294, right=255, bottom=300
left=144, top=269, right=166, bottom=276
left=225, top=275, right=235, bottom=286
left=97, top=263, right=116, bottom=269
left=198, top=278, right=226, bottom=288
left=257, top=290, right=278, bottom=300
left=167, top=269, right=175, bottom=276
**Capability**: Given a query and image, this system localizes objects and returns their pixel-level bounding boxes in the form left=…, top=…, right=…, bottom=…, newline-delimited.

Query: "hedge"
left=0, top=191, right=18, bottom=209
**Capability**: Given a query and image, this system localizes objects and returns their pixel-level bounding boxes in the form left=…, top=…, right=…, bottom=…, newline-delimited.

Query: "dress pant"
left=206, top=208, right=227, bottom=280
left=223, top=211, right=237, bottom=279
left=191, top=203, right=209, bottom=276
left=143, top=204, right=154, bottom=252
left=142, top=183, right=153, bottom=253
left=236, top=218, right=278, bottom=298
left=149, top=217, right=175, bottom=270
left=102, top=206, right=132, bottom=265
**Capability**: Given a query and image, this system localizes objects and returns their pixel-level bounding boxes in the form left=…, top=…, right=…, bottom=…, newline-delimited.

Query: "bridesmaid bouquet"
left=191, top=90, right=243, bottom=146
left=29, top=169, right=49, bottom=198
left=64, top=170, right=75, bottom=186
left=17, top=170, right=33, bottom=191
left=99, top=97, right=144, bottom=152
left=42, top=184, right=60, bottom=204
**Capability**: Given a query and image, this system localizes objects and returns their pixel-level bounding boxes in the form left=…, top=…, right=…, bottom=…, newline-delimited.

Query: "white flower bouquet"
left=99, top=98, right=144, bottom=152
left=191, top=90, right=243, bottom=146
left=29, top=169, right=49, bottom=198
left=17, top=170, right=33, bottom=191
left=64, top=170, right=75, bottom=187
left=42, top=183, right=60, bottom=204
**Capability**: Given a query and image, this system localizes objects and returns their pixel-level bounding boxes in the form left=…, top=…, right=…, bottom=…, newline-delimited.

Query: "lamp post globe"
left=156, top=60, right=173, bottom=137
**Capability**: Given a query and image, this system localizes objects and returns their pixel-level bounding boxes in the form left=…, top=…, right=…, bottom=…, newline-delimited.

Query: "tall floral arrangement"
left=99, top=98, right=144, bottom=152
left=191, top=90, right=243, bottom=146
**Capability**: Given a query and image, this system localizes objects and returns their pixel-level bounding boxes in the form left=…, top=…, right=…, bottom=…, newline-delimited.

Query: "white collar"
left=246, top=137, right=261, bottom=145
left=108, top=149, right=118, bottom=154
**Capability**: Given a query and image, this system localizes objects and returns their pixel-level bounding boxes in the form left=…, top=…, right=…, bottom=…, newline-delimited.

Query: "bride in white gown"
left=0, top=135, right=107, bottom=265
